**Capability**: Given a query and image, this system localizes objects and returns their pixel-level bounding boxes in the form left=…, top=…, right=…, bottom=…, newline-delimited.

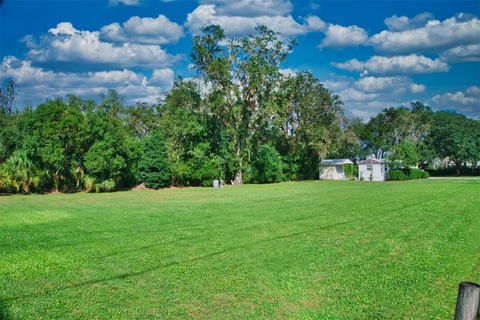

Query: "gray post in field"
left=454, top=282, right=480, bottom=320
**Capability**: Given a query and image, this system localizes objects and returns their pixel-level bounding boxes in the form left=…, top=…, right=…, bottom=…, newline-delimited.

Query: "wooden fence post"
left=454, top=282, right=480, bottom=320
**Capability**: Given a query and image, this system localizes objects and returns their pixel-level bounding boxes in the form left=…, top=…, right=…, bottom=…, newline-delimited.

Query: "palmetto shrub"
left=83, top=176, right=96, bottom=192
left=99, top=179, right=116, bottom=192
left=0, top=150, right=41, bottom=193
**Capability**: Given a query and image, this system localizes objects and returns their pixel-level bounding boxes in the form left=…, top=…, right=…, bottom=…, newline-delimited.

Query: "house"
left=319, top=159, right=353, bottom=180
left=358, top=158, right=387, bottom=181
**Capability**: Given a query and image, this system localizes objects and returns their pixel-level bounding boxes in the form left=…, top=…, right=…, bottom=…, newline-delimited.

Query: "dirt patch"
left=131, top=183, right=151, bottom=191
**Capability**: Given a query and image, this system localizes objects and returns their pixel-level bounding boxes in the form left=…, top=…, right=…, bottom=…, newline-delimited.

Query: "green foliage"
left=388, top=168, right=429, bottom=180
left=191, top=24, right=296, bottom=184
left=408, top=168, right=430, bottom=179
left=388, top=169, right=408, bottom=181
left=359, top=103, right=433, bottom=161
left=138, top=131, right=171, bottom=188
left=0, top=79, right=15, bottom=114
left=1, top=26, right=478, bottom=193
left=22, top=98, right=87, bottom=191
left=275, top=72, right=344, bottom=180
left=187, top=143, right=224, bottom=187
left=83, top=175, right=96, bottom=192
left=252, top=144, right=284, bottom=183
left=98, top=179, right=116, bottom=192
left=387, top=140, right=420, bottom=168
left=0, top=150, right=41, bottom=193
left=429, top=112, right=480, bottom=174
left=343, top=164, right=358, bottom=178
left=427, top=166, right=480, bottom=176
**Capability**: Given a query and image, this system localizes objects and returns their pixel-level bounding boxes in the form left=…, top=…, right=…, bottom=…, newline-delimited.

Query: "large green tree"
left=429, top=112, right=479, bottom=175
left=137, top=131, right=171, bottom=188
left=191, top=25, right=292, bottom=184
left=275, top=72, right=344, bottom=179
left=24, top=98, right=86, bottom=191
left=160, top=80, right=222, bottom=186
left=359, top=103, right=433, bottom=163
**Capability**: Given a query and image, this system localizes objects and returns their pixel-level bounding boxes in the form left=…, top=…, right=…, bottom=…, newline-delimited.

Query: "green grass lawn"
left=1, top=180, right=479, bottom=319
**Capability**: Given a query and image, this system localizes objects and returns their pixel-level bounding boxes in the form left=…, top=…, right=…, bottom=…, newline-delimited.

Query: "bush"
left=427, top=166, right=480, bottom=177
left=388, top=168, right=429, bottom=181
left=98, top=179, right=116, bottom=192
left=388, top=169, right=407, bottom=181
left=343, top=164, right=358, bottom=178
left=0, top=150, right=42, bottom=193
left=252, top=144, right=284, bottom=183
left=408, top=168, right=423, bottom=179
left=387, top=140, right=420, bottom=168
left=83, top=175, right=96, bottom=192
left=84, top=138, right=127, bottom=185
left=137, top=131, right=171, bottom=188
left=191, top=145, right=223, bottom=187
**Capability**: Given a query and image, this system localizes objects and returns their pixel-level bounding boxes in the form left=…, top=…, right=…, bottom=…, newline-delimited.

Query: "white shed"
left=319, top=159, right=353, bottom=180
left=358, top=158, right=387, bottom=181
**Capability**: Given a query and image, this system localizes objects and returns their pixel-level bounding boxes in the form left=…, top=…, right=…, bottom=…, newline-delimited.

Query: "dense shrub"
left=388, top=169, right=407, bottom=181
left=387, top=140, right=420, bottom=168
left=83, top=176, right=96, bottom=192
left=187, top=143, right=223, bottom=187
left=252, top=144, right=284, bottom=183
left=343, top=164, right=358, bottom=178
left=84, top=138, right=126, bottom=186
left=98, top=179, right=116, bottom=192
left=0, top=150, right=42, bottom=193
left=427, top=166, right=480, bottom=176
left=137, top=131, right=171, bottom=188
left=408, top=168, right=429, bottom=179
left=388, top=168, right=429, bottom=180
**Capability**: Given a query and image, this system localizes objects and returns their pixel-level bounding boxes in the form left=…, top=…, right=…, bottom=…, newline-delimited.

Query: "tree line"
left=0, top=25, right=479, bottom=193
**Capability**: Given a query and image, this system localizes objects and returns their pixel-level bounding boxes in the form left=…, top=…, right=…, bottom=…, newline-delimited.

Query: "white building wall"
left=319, top=165, right=345, bottom=180
left=358, top=164, right=386, bottom=181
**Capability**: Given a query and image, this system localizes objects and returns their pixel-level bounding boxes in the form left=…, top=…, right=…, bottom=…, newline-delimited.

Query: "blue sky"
left=1, top=0, right=479, bottom=119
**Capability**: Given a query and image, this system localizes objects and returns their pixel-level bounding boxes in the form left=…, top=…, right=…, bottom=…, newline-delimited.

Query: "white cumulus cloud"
left=432, top=86, right=480, bottom=117
left=355, top=76, right=426, bottom=94
left=384, top=12, right=434, bottom=31
left=200, top=0, right=293, bottom=17
left=318, top=24, right=368, bottom=48
left=0, top=56, right=174, bottom=106
left=323, top=75, right=428, bottom=120
left=333, top=54, right=449, bottom=75
left=26, top=22, right=179, bottom=69
left=370, top=13, right=480, bottom=53
left=439, top=44, right=480, bottom=62
left=109, top=0, right=141, bottom=6
left=101, top=15, right=184, bottom=44
left=185, top=3, right=325, bottom=37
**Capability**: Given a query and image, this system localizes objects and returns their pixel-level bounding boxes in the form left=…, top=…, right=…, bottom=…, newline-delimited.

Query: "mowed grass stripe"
left=0, top=180, right=479, bottom=319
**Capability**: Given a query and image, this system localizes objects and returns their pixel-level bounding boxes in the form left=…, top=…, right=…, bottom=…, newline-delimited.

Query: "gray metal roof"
left=358, top=158, right=385, bottom=165
left=320, top=159, right=353, bottom=166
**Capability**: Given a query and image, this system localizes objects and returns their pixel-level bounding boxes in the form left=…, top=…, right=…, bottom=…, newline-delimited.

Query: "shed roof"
left=358, top=158, right=385, bottom=165
left=320, top=159, right=353, bottom=166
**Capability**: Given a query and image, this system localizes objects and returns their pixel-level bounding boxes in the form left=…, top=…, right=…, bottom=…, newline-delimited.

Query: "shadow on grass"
left=4, top=194, right=443, bottom=304
left=0, top=299, right=10, bottom=320
left=4, top=211, right=399, bottom=303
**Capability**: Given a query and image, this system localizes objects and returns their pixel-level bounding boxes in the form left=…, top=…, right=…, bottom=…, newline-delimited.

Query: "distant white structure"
left=319, top=159, right=353, bottom=180
left=358, top=158, right=387, bottom=181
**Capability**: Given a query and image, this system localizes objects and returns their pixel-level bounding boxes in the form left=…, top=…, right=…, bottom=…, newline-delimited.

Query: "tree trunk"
left=455, top=160, right=462, bottom=176
left=22, top=180, right=30, bottom=194
left=233, top=170, right=243, bottom=185
left=52, top=170, right=60, bottom=192
left=233, top=138, right=243, bottom=185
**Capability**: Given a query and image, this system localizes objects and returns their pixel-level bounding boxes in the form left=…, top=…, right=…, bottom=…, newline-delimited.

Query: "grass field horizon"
left=1, top=180, right=479, bottom=319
